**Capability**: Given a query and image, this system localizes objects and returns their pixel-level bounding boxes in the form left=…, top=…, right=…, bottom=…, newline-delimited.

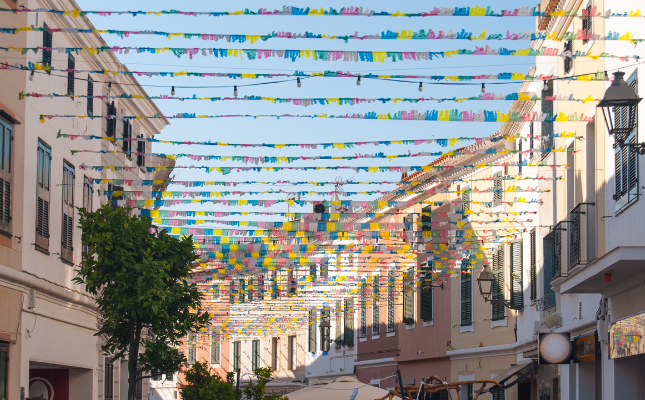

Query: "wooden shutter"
left=403, top=268, right=414, bottom=324
left=0, top=119, right=12, bottom=234
left=137, top=135, right=145, bottom=167
left=360, top=284, right=367, bottom=337
left=344, top=299, right=354, bottom=347
left=530, top=230, right=537, bottom=300
left=420, top=266, right=433, bottom=321
left=0, top=342, right=8, bottom=400
left=42, top=24, right=52, bottom=69
left=372, top=278, right=380, bottom=335
left=462, top=191, right=471, bottom=219
left=387, top=270, right=395, bottom=332
left=421, top=205, right=432, bottom=231
left=510, top=241, right=524, bottom=310
left=67, top=54, right=75, bottom=96
left=122, top=120, right=131, bottom=153
left=460, top=263, right=472, bottom=326
left=252, top=340, right=260, bottom=370
left=86, top=76, right=93, bottom=116
left=106, top=102, right=116, bottom=137
left=36, top=141, right=51, bottom=251
left=211, top=334, right=220, bottom=364
left=492, top=248, right=505, bottom=320
left=335, top=300, right=341, bottom=347
left=582, top=4, right=592, bottom=43
left=493, top=172, right=503, bottom=206
left=308, top=310, right=316, bottom=352
left=61, top=161, right=75, bottom=263
left=104, top=357, right=114, bottom=400
left=543, top=232, right=556, bottom=308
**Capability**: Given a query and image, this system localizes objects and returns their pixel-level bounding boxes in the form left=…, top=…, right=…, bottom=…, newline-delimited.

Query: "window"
left=510, top=241, right=524, bottom=310
left=87, top=76, right=94, bottom=116
left=122, top=119, right=132, bottom=155
left=541, top=80, right=554, bottom=151
left=271, top=337, right=279, bottom=371
left=239, top=278, right=246, bottom=303
left=518, top=138, right=523, bottom=176
left=614, top=73, right=638, bottom=209
left=403, top=214, right=413, bottom=231
left=107, top=183, right=123, bottom=210
left=136, top=135, right=145, bottom=167
left=252, top=340, right=260, bottom=371
left=320, top=264, right=328, bottom=278
left=310, top=265, right=316, bottom=279
left=360, top=283, right=367, bottom=337
left=420, top=262, right=433, bottom=321
left=42, top=23, right=52, bottom=70
left=187, top=332, right=196, bottom=364
left=421, top=205, right=432, bottom=231
left=402, top=268, right=414, bottom=324
left=460, top=261, right=473, bottom=326
left=229, top=281, right=235, bottom=304
left=0, top=342, right=8, bottom=400
left=563, top=40, right=573, bottom=74
left=308, top=310, right=316, bottom=352
left=530, top=230, right=537, bottom=301
left=372, top=277, right=380, bottom=335
left=288, top=336, right=296, bottom=370
left=248, top=278, right=254, bottom=302
left=271, top=272, right=278, bottom=299
left=104, top=357, right=114, bottom=400
left=492, top=388, right=505, bottom=400
left=344, top=299, right=354, bottom=347
left=61, top=161, right=75, bottom=263
left=106, top=101, right=117, bottom=137
left=0, top=117, right=13, bottom=234
left=462, top=190, right=471, bottom=220
left=232, top=341, right=241, bottom=371
left=492, top=248, right=505, bottom=321
left=582, top=3, right=593, bottom=44
left=542, top=232, right=557, bottom=309
left=529, top=123, right=535, bottom=160
left=493, top=172, right=503, bottom=207
left=288, top=269, right=296, bottom=295
left=36, top=140, right=51, bottom=251
left=65, top=53, right=76, bottom=96
left=387, top=270, right=395, bottom=332
left=211, top=334, right=220, bottom=364
left=335, top=300, right=342, bottom=348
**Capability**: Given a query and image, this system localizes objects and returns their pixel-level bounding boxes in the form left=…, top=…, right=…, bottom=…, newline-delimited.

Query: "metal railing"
left=568, top=203, right=596, bottom=271
left=536, top=293, right=556, bottom=311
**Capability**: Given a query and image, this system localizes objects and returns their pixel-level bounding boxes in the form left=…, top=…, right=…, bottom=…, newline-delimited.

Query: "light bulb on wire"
left=297, top=77, right=302, bottom=88
left=171, top=86, right=175, bottom=96
left=29, top=70, right=34, bottom=81
left=234, top=85, right=238, bottom=97
left=356, top=75, right=361, bottom=86
left=481, top=83, right=486, bottom=94
left=418, top=82, right=423, bottom=92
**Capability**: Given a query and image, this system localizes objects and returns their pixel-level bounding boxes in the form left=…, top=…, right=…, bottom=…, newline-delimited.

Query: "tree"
left=74, top=205, right=210, bottom=400
left=242, top=368, right=290, bottom=400
left=181, top=362, right=235, bottom=400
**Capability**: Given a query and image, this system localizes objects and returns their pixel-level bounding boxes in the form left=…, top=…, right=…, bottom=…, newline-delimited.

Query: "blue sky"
left=75, top=0, right=538, bottom=222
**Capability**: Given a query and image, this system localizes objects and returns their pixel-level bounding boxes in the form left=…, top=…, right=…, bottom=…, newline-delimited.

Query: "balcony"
left=567, top=203, right=596, bottom=271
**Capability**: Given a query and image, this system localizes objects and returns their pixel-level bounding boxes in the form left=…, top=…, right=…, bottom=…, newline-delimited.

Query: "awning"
left=486, top=360, right=536, bottom=393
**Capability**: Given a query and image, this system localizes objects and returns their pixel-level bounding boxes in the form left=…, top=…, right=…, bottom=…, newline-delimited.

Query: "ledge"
left=446, top=335, right=538, bottom=360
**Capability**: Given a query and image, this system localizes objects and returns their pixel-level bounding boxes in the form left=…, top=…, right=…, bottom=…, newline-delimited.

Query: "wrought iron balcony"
left=536, top=293, right=556, bottom=311
left=568, top=203, right=596, bottom=271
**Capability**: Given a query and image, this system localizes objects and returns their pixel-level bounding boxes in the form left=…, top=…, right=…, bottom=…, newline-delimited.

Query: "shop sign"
left=572, top=331, right=598, bottom=363
left=609, top=312, right=645, bottom=359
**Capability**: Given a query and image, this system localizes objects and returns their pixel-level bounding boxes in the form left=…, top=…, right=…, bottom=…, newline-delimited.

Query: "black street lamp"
left=319, top=319, right=331, bottom=352
left=597, top=71, right=643, bottom=153
left=476, top=264, right=495, bottom=302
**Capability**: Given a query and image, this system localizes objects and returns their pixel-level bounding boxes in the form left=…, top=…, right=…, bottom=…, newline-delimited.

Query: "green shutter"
left=0, top=343, right=7, bottom=400
left=420, top=266, right=433, bottom=321
left=344, top=299, right=354, bottom=347
left=308, top=310, right=316, bottom=352
left=510, top=241, right=524, bottom=310
left=492, top=248, right=505, bottom=321
left=530, top=230, right=537, bottom=300
left=403, top=268, right=415, bottom=324
left=460, top=262, right=472, bottom=326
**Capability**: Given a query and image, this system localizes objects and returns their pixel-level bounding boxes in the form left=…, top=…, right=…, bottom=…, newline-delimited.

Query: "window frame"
left=360, top=282, right=367, bottom=337
left=387, top=269, right=395, bottom=333
left=104, top=357, right=114, bottom=400
left=372, top=275, right=380, bottom=336
left=491, top=247, right=506, bottom=321
left=87, top=75, right=94, bottom=116
left=402, top=267, right=415, bottom=325
left=288, top=335, right=296, bottom=370
left=510, top=241, right=524, bottom=310
left=251, top=339, right=260, bottom=371
left=210, top=334, right=220, bottom=365
left=61, top=160, right=75, bottom=264
left=35, top=140, right=52, bottom=252
left=42, top=23, right=52, bottom=72
left=460, top=260, right=473, bottom=326
left=344, top=298, right=354, bottom=347
left=420, top=262, right=433, bottom=321
left=0, top=342, right=8, bottom=400
left=232, top=341, right=241, bottom=372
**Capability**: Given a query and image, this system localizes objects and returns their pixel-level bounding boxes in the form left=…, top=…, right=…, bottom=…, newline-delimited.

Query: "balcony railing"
left=568, top=203, right=596, bottom=271
left=536, top=293, right=556, bottom=311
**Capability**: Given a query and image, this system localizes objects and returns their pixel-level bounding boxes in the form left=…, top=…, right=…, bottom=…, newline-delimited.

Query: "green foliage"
left=74, top=205, right=210, bottom=400
left=242, top=368, right=290, bottom=400
left=181, top=362, right=234, bottom=400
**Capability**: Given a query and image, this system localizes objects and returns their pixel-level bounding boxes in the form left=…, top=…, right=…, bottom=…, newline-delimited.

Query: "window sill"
left=615, top=196, right=639, bottom=217
left=386, top=331, right=395, bottom=337
left=459, top=324, right=474, bottom=334
left=405, top=323, right=416, bottom=330
left=372, top=335, right=380, bottom=340
left=423, top=320, right=434, bottom=327
left=61, top=257, right=74, bottom=267
left=490, top=318, right=507, bottom=328
left=0, top=229, right=11, bottom=238
left=359, top=337, right=367, bottom=342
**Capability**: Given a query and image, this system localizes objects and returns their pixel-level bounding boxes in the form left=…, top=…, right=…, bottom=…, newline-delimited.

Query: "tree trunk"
left=127, top=320, right=142, bottom=400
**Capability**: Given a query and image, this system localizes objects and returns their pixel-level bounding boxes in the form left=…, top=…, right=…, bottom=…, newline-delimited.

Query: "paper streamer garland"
left=23, top=91, right=606, bottom=105
left=57, top=131, right=580, bottom=148
left=6, top=45, right=640, bottom=61
left=4, top=26, right=642, bottom=44
left=71, top=146, right=577, bottom=163
left=1, top=5, right=641, bottom=18
left=4, top=63, right=610, bottom=82
left=42, top=109, right=597, bottom=122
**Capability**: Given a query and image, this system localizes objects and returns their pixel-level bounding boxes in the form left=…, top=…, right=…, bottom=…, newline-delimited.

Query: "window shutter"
left=122, top=120, right=131, bottom=153
left=403, top=268, right=414, bottom=324
left=628, top=135, right=637, bottom=192
left=86, top=76, right=93, bottom=116
left=67, top=54, right=75, bottom=96
left=360, top=284, right=367, bottom=337
left=372, top=278, right=380, bottom=335
left=344, top=299, right=354, bottom=347
left=106, top=102, right=116, bottom=137
left=510, top=241, right=524, bottom=310
left=462, top=191, right=470, bottom=219
left=530, top=230, right=537, bottom=301
left=460, top=263, right=472, bottom=326
left=543, top=232, right=556, bottom=309
left=61, top=162, right=75, bottom=262
left=0, top=120, right=12, bottom=234
left=36, top=141, right=51, bottom=251
left=42, top=25, right=52, bottom=69
left=308, top=310, right=316, bottom=352
left=211, top=335, right=220, bottom=364
left=493, top=172, right=503, bottom=206
left=492, top=248, right=505, bottom=320
left=335, top=300, right=342, bottom=347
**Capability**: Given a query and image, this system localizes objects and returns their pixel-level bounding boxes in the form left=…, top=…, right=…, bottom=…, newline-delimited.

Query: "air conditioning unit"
left=543, top=313, right=562, bottom=329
